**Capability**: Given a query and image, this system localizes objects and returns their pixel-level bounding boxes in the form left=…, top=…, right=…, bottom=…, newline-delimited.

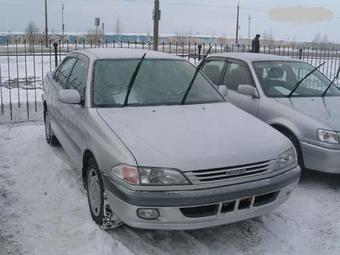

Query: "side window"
left=67, top=58, right=88, bottom=97
left=54, top=57, right=77, bottom=88
left=201, top=60, right=226, bottom=84
left=223, top=61, right=254, bottom=91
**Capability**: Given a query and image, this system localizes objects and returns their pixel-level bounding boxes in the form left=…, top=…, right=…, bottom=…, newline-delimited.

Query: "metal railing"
left=0, top=39, right=339, bottom=122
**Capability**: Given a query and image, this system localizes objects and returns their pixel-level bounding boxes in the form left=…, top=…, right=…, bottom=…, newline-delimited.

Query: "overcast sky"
left=0, top=0, right=339, bottom=42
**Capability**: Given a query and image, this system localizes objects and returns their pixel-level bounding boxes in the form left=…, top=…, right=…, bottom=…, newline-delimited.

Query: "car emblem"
left=225, top=168, right=247, bottom=176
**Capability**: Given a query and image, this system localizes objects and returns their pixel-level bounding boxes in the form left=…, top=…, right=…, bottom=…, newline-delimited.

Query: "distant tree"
left=314, top=32, right=322, bottom=43
left=25, top=22, right=39, bottom=48
left=262, top=31, right=275, bottom=46
left=86, top=28, right=104, bottom=45
left=313, top=33, right=330, bottom=48
left=217, top=36, right=228, bottom=46
left=322, top=34, right=329, bottom=43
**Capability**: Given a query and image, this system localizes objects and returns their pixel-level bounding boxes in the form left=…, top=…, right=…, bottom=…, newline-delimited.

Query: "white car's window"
left=201, top=59, right=225, bottom=84
left=253, top=61, right=340, bottom=97
left=92, top=59, right=224, bottom=107
left=67, top=59, right=88, bottom=98
left=54, top=57, right=77, bottom=88
left=222, top=61, right=254, bottom=91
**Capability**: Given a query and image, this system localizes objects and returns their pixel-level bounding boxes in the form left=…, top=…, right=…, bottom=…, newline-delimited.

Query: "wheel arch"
left=43, top=101, right=47, bottom=119
left=270, top=123, right=305, bottom=167
left=82, top=149, right=95, bottom=189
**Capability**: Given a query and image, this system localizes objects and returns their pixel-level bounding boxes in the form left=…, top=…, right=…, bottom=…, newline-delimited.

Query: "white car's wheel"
left=86, top=157, right=122, bottom=230
left=44, top=110, right=59, bottom=146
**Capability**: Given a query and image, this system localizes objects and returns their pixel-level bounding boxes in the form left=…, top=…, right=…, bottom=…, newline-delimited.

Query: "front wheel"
left=44, top=110, right=59, bottom=146
left=86, top=157, right=122, bottom=230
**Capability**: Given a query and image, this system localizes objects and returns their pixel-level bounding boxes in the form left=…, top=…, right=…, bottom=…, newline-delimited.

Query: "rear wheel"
left=86, top=157, right=122, bottom=230
left=44, top=110, right=59, bottom=146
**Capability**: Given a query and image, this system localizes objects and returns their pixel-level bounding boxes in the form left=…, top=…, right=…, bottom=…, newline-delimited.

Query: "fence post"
left=53, top=42, right=59, bottom=67
left=198, top=44, right=202, bottom=60
left=299, top=48, right=303, bottom=60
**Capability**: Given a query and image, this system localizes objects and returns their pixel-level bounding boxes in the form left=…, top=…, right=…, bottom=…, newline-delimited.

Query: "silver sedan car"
left=43, top=49, right=300, bottom=230
left=201, top=53, right=340, bottom=174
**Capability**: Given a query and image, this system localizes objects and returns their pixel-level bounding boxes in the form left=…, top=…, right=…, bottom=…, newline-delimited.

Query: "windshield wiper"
left=288, top=62, right=326, bottom=97
left=322, top=66, right=340, bottom=97
left=181, top=46, right=213, bottom=105
left=123, top=53, right=147, bottom=107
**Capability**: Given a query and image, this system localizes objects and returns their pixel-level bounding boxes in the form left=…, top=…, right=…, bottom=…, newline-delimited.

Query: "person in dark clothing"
left=252, top=34, right=261, bottom=53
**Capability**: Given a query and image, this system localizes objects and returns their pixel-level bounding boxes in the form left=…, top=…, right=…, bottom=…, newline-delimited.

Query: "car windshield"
left=253, top=61, right=340, bottom=97
left=93, top=59, right=224, bottom=107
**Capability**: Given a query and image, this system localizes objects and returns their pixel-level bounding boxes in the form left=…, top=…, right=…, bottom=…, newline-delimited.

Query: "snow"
left=1, top=123, right=340, bottom=255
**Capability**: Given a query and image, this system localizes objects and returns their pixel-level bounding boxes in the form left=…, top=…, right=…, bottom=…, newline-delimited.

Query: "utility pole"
left=235, top=2, right=240, bottom=45
left=45, top=0, right=48, bottom=47
left=248, top=15, right=251, bottom=41
left=95, top=17, right=100, bottom=45
left=153, top=0, right=161, bottom=51
left=62, top=3, right=65, bottom=48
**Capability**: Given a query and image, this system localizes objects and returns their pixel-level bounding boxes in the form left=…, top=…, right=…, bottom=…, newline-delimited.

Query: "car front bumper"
left=103, top=167, right=300, bottom=230
left=301, top=141, right=340, bottom=174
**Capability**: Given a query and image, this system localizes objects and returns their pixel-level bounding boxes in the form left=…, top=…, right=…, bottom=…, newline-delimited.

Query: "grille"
left=179, top=191, right=280, bottom=218
left=185, top=160, right=273, bottom=184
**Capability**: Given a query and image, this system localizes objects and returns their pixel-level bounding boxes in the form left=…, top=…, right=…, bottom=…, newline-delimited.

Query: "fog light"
left=137, top=208, right=159, bottom=220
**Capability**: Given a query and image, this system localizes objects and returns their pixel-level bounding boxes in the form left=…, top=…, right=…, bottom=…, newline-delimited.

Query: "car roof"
left=209, top=52, right=301, bottom=63
left=73, top=48, right=183, bottom=60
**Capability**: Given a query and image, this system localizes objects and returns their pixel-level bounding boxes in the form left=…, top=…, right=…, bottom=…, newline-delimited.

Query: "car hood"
left=274, top=97, right=340, bottom=130
left=97, top=103, right=291, bottom=171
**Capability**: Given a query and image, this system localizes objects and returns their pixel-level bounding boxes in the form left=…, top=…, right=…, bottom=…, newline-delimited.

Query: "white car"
left=43, top=49, right=300, bottom=230
left=201, top=53, right=340, bottom=174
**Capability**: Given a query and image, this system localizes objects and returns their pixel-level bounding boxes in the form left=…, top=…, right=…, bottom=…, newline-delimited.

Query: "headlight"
left=110, top=164, right=190, bottom=186
left=274, top=148, right=297, bottom=170
left=110, top=164, right=140, bottom=185
left=317, top=129, right=339, bottom=144
left=139, top=167, right=190, bottom=185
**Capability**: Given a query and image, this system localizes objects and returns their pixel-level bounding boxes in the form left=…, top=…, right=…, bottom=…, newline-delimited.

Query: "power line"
left=122, top=0, right=235, bottom=9
left=122, top=0, right=268, bottom=11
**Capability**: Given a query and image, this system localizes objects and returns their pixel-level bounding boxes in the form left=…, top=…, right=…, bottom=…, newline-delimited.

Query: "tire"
left=276, top=128, right=305, bottom=169
left=44, top=110, right=59, bottom=146
left=86, top=157, right=122, bottom=230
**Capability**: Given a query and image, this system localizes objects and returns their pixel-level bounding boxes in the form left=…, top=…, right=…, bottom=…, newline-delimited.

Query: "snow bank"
left=0, top=123, right=340, bottom=255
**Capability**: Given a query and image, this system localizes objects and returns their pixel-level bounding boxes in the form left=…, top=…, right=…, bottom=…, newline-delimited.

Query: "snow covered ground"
left=0, top=122, right=340, bottom=255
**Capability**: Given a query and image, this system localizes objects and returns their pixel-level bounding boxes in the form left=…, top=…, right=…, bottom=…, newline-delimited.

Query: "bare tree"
left=86, top=29, right=104, bottom=45
left=216, top=36, right=228, bottom=46
left=25, top=22, right=40, bottom=48
left=314, top=32, right=322, bottom=44
left=262, top=31, right=275, bottom=47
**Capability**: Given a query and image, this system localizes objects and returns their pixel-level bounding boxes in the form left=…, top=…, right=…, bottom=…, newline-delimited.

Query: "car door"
left=50, top=56, right=77, bottom=143
left=222, top=59, right=259, bottom=116
left=61, top=54, right=90, bottom=169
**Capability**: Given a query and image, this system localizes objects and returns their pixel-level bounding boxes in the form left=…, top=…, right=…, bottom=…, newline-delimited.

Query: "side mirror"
left=58, top=89, right=82, bottom=104
left=238, top=84, right=259, bottom=98
left=218, top=85, right=228, bottom=97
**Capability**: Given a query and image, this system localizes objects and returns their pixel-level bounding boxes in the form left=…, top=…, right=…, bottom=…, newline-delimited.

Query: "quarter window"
left=223, top=61, right=254, bottom=91
left=201, top=60, right=226, bottom=84
left=67, top=59, right=88, bottom=97
left=54, top=57, right=77, bottom=88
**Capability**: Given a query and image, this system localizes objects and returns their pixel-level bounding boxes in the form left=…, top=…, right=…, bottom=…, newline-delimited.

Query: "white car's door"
left=222, top=59, right=260, bottom=116
left=61, top=54, right=90, bottom=168
left=50, top=57, right=77, bottom=140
